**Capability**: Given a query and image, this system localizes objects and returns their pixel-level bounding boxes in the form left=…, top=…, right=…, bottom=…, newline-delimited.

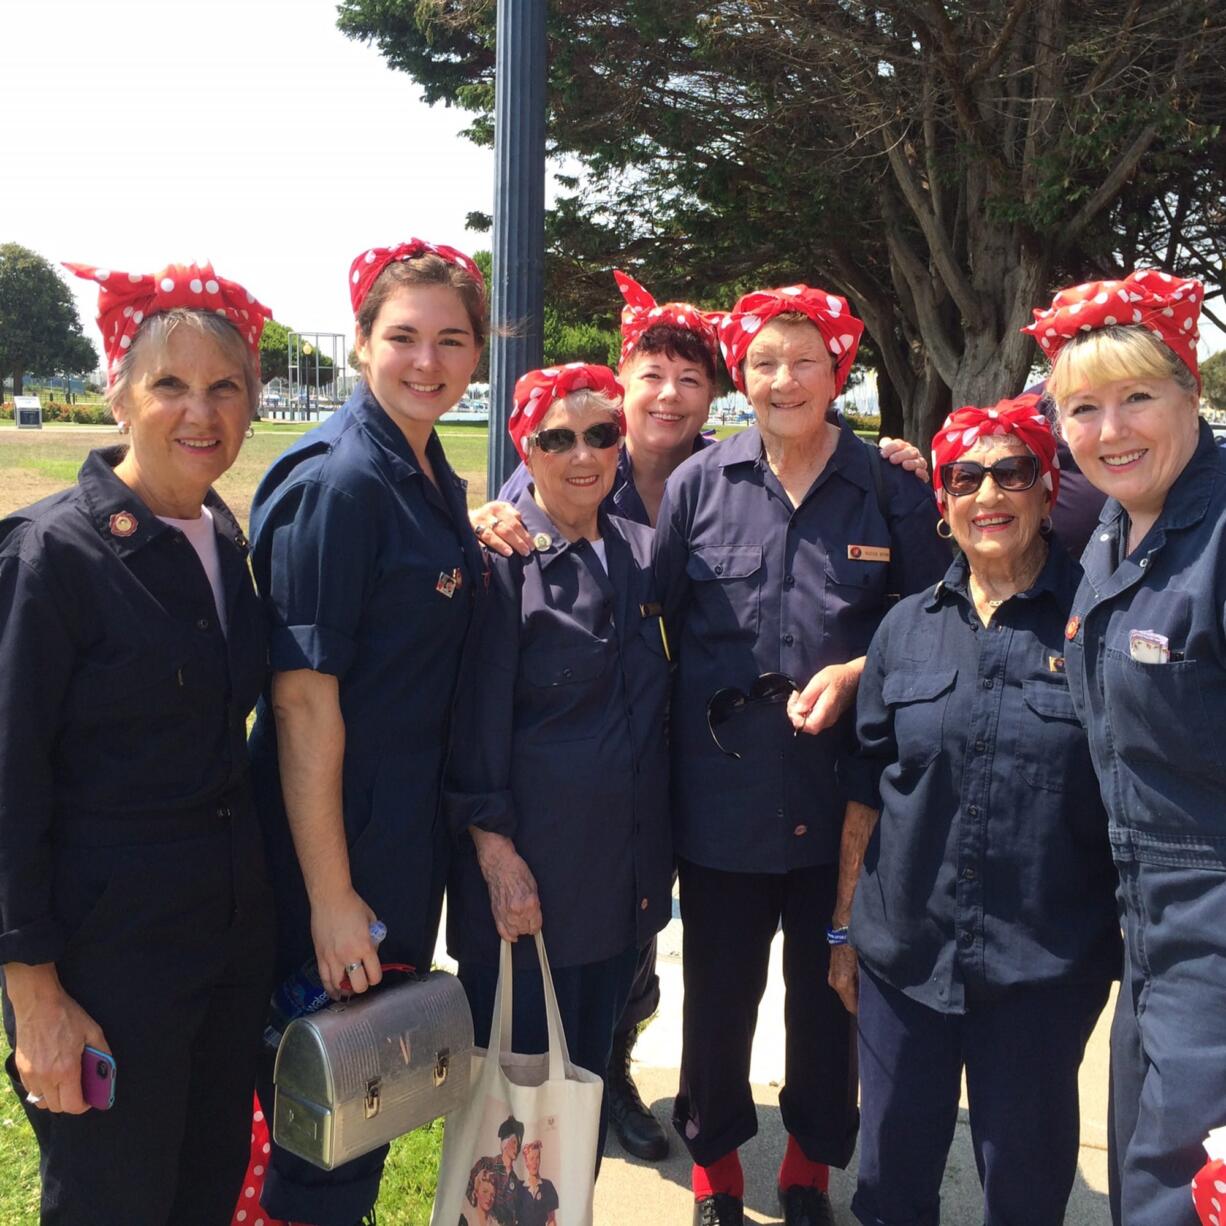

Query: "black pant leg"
left=614, top=938, right=661, bottom=1037
left=672, top=859, right=781, bottom=1166
left=778, top=863, right=859, bottom=1167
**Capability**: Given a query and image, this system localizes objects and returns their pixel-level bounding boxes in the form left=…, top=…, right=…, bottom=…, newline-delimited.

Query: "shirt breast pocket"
left=1017, top=676, right=1085, bottom=792
left=824, top=549, right=888, bottom=618
left=686, top=544, right=763, bottom=639
left=519, top=640, right=614, bottom=743
left=881, top=668, right=957, bottom=770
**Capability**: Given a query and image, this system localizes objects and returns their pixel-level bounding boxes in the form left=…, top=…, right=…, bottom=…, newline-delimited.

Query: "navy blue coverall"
left=849, top=544, right=1119, bottom=1226
left=445, top=491, right=673, bottom=1157
left=1065, top=421, right=1226, bottom=1226
left=0, top=447, right=275, bottom=1225
left=248, top=384, right=482, bottom=1225
left=653, top=422, right=948, bottom=1168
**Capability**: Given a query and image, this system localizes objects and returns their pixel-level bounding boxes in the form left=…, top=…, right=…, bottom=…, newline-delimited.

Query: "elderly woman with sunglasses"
left=653, top=286, right=948, bottom=1226
left=445, top=363, right=673, bottom=1165
left=831, top=395, right=1120, bottom=1226
left=1025, top=271, right=1225, bottom=1226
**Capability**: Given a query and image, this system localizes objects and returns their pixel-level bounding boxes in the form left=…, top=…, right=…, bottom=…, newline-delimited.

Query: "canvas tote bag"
left=430, top=933, right=604, bottom=1226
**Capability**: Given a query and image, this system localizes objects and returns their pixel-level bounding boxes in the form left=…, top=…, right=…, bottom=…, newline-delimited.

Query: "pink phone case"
left=81, top=1046, right=116, bottom=1110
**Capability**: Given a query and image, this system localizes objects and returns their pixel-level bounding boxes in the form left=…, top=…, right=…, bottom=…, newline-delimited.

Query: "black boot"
left=693, top=1193, right=744, bottom=1225
left=778, top=1185, right=835, bottom=1226
left=606, top=1026, right=669, bottom=1160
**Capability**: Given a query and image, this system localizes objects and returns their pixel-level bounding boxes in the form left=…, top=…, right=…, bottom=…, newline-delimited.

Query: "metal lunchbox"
left=273, top=970, right=474, bottom=1170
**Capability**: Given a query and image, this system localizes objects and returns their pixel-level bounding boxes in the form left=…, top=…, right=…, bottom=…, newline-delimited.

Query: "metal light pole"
left=487, top=0, right=547, bottom=493
left=302, top=340, right=314, bottom=421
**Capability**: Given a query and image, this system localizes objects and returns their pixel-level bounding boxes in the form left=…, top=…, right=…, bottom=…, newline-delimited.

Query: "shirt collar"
left=926, top=539, right=1075, bottom=610
left=513, top=487, right=609, bottom=569
left=347, top=380, right=437, bottom=483
left=76, top=445, right=251, bottom=560
left=714, top=420, right=871, bottom=490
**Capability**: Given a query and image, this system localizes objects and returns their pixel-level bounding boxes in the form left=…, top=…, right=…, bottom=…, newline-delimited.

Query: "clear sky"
left=2, top=0, right=495, bottom=366
left=2, top=0, right=1219, bottom=373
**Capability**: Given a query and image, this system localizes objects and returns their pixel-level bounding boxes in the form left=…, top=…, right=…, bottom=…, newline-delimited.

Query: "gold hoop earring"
left=246, top=426, right=255, bottom=439
left=936, top=519, right=953, bottom=540
left=1040, top=515, right=1053, bottom=534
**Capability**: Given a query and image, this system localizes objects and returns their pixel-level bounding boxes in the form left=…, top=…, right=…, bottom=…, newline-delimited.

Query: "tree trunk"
left=875, top=364, right=903, bottom=439
left=12, top=369, right=23, bottom=397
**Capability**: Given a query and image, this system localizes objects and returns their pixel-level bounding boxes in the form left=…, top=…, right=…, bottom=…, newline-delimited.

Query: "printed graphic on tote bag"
left=459, top=1098, right=562, bottom=1225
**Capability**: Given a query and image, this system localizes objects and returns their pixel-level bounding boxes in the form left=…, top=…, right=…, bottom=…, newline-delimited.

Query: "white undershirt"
left=588, top=537, right=607, bottom=572
left=157, top=507, right=227, bottom=636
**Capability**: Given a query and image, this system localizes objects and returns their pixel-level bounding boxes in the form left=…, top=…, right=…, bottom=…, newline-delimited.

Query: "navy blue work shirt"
left=654, top=423, right=949, bottom=874
left=247, top=382, right=483, bottom=973
left=850, top=545, right=1121, bottom=1013
left=1065, top=421, right=1226, bottom=856
left=498, top=434, right=713, bottom=527
left=0, top=447, right=266, bottom=965
left=445, top=490, right=672, bottom=970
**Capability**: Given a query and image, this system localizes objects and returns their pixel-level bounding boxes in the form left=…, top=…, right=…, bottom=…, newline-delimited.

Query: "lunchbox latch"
left=434, top=1049, right=450, bottom=1087
left=364, top=1077, right=381, bottom=1119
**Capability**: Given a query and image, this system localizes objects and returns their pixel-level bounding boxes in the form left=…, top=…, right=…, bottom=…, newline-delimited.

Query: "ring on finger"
left=25, top=1092, right=42, bottom=1104
left=345, top=960, right=363, bottom=973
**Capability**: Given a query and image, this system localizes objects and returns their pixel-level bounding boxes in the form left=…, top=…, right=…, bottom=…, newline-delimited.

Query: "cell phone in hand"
left=81, top=1046, right=116, bottom=1110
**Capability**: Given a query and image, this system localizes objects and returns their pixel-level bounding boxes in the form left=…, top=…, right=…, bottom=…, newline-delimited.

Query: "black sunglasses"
left=939, top=455, right=1040, bottom=498
left=707, top=672, right=798, bottom=759
left=530, top=422, right=621, bottom=454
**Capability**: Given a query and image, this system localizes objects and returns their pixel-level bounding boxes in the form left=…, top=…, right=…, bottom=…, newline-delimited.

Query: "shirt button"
left=967, top=804, right=979, bottom=817
left=640, top=898, right=649, bottom=911
left=959, top=929, right=974, bottom=946
left=974, top=739, right=986, bottom=753
left=783, top=633, right=794, bottom=646
left=714, top=564, right=724, bottom=575
left=1139, top=558, right=1149, bottom=568
left=561, top=667, right=572, bottom=679
left=196, top=617, right=211, bottom=631
left=793, top=824, right=807, bottom=837
left=1099, top=532, right=1111, bottom=542
left=784, top=574, right=796, bottom=589
left=962, top=866, right=977, bottom=881
left=776, top=807, right=785, bottom=818
left=982, top=678, right=994, bottom=689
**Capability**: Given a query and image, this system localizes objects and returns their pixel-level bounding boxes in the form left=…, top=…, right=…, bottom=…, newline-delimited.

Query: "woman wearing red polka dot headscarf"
left=0, top=260, right=278, bottom=1222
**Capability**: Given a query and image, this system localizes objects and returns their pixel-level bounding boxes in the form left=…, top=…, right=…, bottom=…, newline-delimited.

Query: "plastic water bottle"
left=263, top=920, right=387, bottom=1051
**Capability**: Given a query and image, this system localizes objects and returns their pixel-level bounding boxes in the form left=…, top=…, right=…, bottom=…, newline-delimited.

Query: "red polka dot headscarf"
left=349, top=239, right=485, bottom=317
left=716, top=285, right=864, bottom=394
left=64, top=261, right=272, bottom=386
left=1022, top=269, right=1203, bottom=385
left=508, top=363, right=625, bottom=460
left=613, top=270, right=720, bottom=367
left=931, top=393, right=1060, bottom=507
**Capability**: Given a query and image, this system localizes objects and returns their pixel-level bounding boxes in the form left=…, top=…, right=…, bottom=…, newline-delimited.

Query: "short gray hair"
left=107, top=309, right=261, bottom=420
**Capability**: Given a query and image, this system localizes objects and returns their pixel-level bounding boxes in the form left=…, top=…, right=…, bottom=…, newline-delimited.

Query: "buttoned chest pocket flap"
left=881, top=668, right=958, bottom=770
left=1018, top=676, right=1084, bottom=792
left=686, top=544, right=763, bottom=638
left=824, top=547, right=888, bottom=607
left=519, top=640, right=614, bottom=743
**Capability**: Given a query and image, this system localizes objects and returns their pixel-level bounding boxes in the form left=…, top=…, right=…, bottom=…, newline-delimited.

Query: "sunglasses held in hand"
left=530, top=422, right=622, bottom=454
left=939, top=455, right=1040, bottom=497
left=707, top=672, right=799, bottom=759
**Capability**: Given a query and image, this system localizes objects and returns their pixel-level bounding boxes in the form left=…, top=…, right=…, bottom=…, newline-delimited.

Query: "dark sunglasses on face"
left=707, top=672, right=799, bottom=759
left=939, top=454, right=1040, bottom=497
left=530, top=422, right=622, bottom=454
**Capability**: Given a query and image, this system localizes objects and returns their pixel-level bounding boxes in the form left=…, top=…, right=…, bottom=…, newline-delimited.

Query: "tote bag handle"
left=488, top=933, right=570, bottom=1082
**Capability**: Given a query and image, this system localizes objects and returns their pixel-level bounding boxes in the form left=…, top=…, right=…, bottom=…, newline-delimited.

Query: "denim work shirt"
left=1065, top=422, right=1226, bottom=866
left=654, top=423, right=948, bottom=874
left=0, top=447, right=266, bottom=965
left=444, top=491, right=672, bottom=969
left=247, top=383, right=483, bottom=973
left=498, top=434, right=713, bottom=528
left=850, top=545, right=1121, bottom=1013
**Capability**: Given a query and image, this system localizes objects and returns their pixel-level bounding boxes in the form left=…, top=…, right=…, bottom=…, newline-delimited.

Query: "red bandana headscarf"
left=716, top=284, right=864, bottom=394
left=508, top=363, right=625, bottom=460
left=64, top=261, right=271, bottom=385
left=349, top=239, right=484, bottom=317
left=1022, top=269, right=1203, bottom=385
left=931, top=394, right=1060, bottom=506
left=613, top=270, right=720, bottom=367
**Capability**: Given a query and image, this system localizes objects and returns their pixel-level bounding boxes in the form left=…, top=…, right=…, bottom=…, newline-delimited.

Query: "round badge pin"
left=1064, top=616, right=1081, bottom=641
left=109, top=512, right=138, bottom=538
left=533, top=532, right=552, bottom=551
left=850, top=545, right=862, bottom=559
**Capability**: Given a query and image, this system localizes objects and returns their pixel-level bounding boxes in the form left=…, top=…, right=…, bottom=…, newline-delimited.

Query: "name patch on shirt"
left=848, top=544, right=890, bottom=563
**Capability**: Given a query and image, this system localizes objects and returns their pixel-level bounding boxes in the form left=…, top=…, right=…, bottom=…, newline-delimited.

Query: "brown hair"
left=625, top=322, right=719, bottom=384
left=1047, top=325, right=1198, bottom=408
left=107, top=310, right=261, bottom=421
left=355, top=253, right=488, bottom=348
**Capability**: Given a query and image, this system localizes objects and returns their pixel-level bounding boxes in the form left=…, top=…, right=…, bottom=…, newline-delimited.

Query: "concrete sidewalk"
left=592, top=911, right=1115, bottom=1225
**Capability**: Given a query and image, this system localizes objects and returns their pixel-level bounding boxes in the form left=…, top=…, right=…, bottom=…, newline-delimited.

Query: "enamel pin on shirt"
left=533, top=532, right=552, bottom=551
left=435, top=568, right=462, bottom=598
left=848, top=544, right=890, bottom=562
left=109, top=511, right=138, bottom=538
